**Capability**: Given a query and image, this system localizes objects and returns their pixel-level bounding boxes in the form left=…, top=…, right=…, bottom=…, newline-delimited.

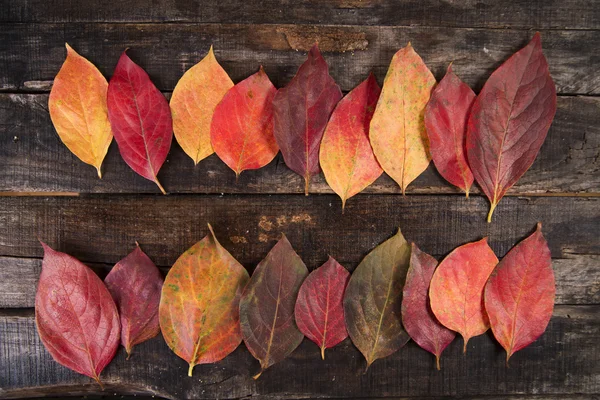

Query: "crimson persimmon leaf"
left=272, top=43, right=342, bottom=195
left=211, top=67, right=278, bottom=177
left=401, top=243, right=456, bottom=370
left=295, top=256, right=350, bottom=359
left=485, top=223, right=555, bottom=362
left=107, top=51, right=173, bottom=194
left=104, top=243, right=163, bottom=358
left=466, top=33, right=557, bottom=222
left=424, top=64, right=475, bottom=197
left=239, top=235, right=309, bottom=378
left=429, top=238, right=498, bottom=352
left=35, top=243, right=120, bottom=386
left=159, top=224, right=249, bottom=376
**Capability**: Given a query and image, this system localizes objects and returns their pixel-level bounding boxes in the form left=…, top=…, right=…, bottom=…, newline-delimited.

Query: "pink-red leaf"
left=425, top=64, right=475, bottom=196
left=272, top=44, right=342, bottom=195
left=485, top=223, right=555, bottom=362
left=295, top=256, right=350, bottom=359
left=211, top=67, right=278, bottom=176
left=107, top=51, right=173, bottom=194
left=466, top=33, right=557, bottom=222
left=104, top=243, right=163, bottom=358
left=35, top=243, right=120, bottom=386
left=320, top=73, right=382, bottom=210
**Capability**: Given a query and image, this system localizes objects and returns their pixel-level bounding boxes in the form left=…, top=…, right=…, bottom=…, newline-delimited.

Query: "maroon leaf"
left=401, top=243, right=456, bottom=370
left=35, top=243, right=120, bottom=386
left=466, top=33, right=557, bottom=221
left=295, top=257, right=350, bottom=359
left=272, top=44, right=342, bottom=195
left=107, top=51, right=173, bottom=194
left=105, top=243, right=163, bottom=358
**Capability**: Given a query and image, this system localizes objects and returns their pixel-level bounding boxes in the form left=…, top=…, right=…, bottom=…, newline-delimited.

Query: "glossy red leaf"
left=295, top=257, right=350, bottom=359
left=107, top=51, right=173, bottom=194
left=104, top=243, right=163, bottom=358
left=35, top=243, right=120, bottom=386
left=239, top=235, right=309, bottom=378
left=401, top=243, right=455, bottom=370
left=272, top=44, right=342, bottom=195
left=424, top=64, right=475, bottom=196
left=485, top=223, right=555, bottom=362
left=466, top=33, right=557, bottom=222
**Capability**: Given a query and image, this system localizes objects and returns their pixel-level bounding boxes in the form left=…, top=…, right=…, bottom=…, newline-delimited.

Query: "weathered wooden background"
left=0, top=0, right=599, bottom=399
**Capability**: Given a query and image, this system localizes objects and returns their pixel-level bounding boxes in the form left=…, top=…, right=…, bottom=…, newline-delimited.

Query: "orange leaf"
left=369, top=43, right=436, bottom=194
left=211, top=67, right=278, bottom=176
left=170, top=46, right=233, bottom=165
left=48, top=43, right=113, bottom=178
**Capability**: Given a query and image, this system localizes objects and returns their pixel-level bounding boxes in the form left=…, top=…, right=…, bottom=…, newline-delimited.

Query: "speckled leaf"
left=48, top=43, right=112, bottom=178
left=211, top=67, right=278, bottom=176
left=104, top=243, right=163, bottom=358
left=272, top=44, right=342, bottom=195
left=295, top=257, right=350, bottom=359
left=239, top=235, right=309, bottom=378
left=425, top=64, right=475, bottom=196
left=369, top=43, right=436, bottom=194
left=35, top=243, right=120, bottom=386
left=159, top=224, right=249, bottom=376
left=343, top=229, right=411, bottom=370
left=466, top=33, right=557, bottom=222
left=171, top=46, right=233, bottom=165
left=429, top=238, right=498, bottom=352
left=320, top=73, right=382, bottom=210
left=401, top=243, right=456, bottom=370
left=485, top=223, right=555, bottom=362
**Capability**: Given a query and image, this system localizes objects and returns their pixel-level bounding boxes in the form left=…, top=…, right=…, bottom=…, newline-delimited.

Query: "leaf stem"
left=188, top=363, right=194, bottom=377
left=487, top=201, right=497, bottom=223
left=154, top=178, right=167, bottom=195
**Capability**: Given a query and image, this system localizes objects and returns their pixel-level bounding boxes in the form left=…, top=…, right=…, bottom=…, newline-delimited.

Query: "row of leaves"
left=36, top=223, right=555, bottom=384
left=49, top=34, right=556, bottom=222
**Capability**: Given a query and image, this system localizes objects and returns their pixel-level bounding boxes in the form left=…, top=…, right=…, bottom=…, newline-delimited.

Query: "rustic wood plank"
left=1, top=24, right=598, bottom=94
left=0, top=94, right=597, bottom=194
left=1, top=0, right=598, bottom=30
left=1, top=306, right=597, bottom=398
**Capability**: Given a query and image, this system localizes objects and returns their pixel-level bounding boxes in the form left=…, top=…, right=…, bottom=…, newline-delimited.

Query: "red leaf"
left=401, top=243, right=455, bottom=370
left=425, top=64, right=475, bottom=196
left=211, top=67, right=279, bottom=176
left=272, top=44, right=342, bottom=195
left=107, top=51, right=173, bottom=194
left=466, top=33, right=557, bottom=222
left=295, top=257, right=350, bottom=359
left=35, top=243, right=120, bottom=386
left=485, top=223, right=555, bottom=362
left=104, top=243, right=163, bottom=358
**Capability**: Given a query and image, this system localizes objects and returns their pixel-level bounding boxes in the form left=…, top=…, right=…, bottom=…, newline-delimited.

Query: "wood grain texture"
left=1, top=0, right=598, bottom=29
left=1, top=306, right=598, bottom=398
left=1, top=94, right=598, bottom=194
left=1, top=24, right=598, bottom=94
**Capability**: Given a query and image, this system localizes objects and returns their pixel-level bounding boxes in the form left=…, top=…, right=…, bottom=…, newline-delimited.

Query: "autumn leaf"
left=369, top=43, right=436, bottom=194
left=239, top=235, right=309, bottom=378
left=104, top=243, right=163, bottom=358
left=320, top=73, right=382, bottom=210
left=343, top=229, right=411, bottom=370
left=272, top=44, right=342, bottom=195
left=48, top=43, right=113, bottom=178
left=211, top=67, right=278, bottom=177
left=424, top=64, right=475, bottom=197
left=485, top=223, right=555, bottom=362
left=429, top=238, right=498, bottom=352
left=401, top=243, right=456, bottom=370
left=295, top=257, right=350, bottom=359
left=107, top=51, right=173, bottom=194
left=159, top=224, right=249, bottom=376
left=466, top=33, right=557, bottom=222
left=171, top=46, right=233, bottom=165
left=35, top=243, right=120, bottom=387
